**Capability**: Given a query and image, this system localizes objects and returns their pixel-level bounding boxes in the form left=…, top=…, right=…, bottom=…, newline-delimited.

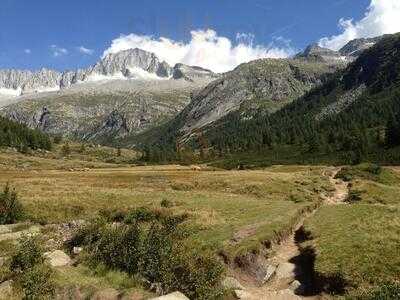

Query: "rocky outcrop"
left=339, top=36, right=383, bottom=58
left=91, top=48, right=173, bottom=78
left=172, top=64, right=219, bottom=82
left=44, top=250, right=72, bottom=267
left=296, top=36, right=383, bottom=64
left=295, top=44, right=345, bottom=65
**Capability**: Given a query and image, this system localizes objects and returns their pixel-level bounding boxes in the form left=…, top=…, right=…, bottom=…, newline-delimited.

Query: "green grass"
left=302, top=167, right=400, bottom=297
left=55, top=265, right=153, bottom=298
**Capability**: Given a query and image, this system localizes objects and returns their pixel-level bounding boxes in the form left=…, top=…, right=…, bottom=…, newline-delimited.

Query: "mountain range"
left=0, top=35, right=389, bottom=149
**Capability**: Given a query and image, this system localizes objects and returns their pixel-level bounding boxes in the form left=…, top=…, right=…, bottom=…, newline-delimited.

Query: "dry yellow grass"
left=1, top=164, right=331, bottom=256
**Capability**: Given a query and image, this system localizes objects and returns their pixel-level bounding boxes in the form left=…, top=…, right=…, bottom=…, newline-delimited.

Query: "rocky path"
left=231, top=167, right=349, bottom=300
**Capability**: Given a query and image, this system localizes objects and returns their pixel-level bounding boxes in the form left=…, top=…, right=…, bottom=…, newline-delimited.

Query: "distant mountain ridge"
left=0, top=48, right=217, bottom=97
left=295, top=36, right=384, bottom=64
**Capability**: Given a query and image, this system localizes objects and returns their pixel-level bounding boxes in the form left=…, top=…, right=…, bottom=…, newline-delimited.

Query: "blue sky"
left=0, top=0, right=384, bottom=71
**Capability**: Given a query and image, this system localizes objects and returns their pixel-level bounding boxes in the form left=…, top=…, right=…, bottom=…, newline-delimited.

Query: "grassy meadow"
left=302, top=165, right=400, bottom=298
left=1, top=164, right=330, bottom=257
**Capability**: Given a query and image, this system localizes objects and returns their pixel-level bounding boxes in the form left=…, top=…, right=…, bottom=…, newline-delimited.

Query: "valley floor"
left=0, top=159, right=399, bottom=299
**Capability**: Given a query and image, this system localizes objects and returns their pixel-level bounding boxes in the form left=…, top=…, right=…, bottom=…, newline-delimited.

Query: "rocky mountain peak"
left=338, top=36, right=383, bottom=58
left=92, top=48, right=173, bottom=78
left=172, top=64, right=219, bottom=82
left=295, top=44, right=345, bottom=64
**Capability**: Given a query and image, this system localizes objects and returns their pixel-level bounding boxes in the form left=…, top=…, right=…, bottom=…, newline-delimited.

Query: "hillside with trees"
left=142, top=33, right=400, bottom=165
left=0, top=116, right=52, bottom=152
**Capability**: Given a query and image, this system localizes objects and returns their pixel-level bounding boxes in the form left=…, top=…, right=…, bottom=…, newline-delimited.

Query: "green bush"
left=346, top=190, right=364, bottom=203
left=71, top=208, right=224, bottom=299
left=9, top=235, right=56, bottom=299
left=124, top=207, right=160, bottom=224
left=20, top=263, right=56, bottom=300
left=0, top=183, right=24, bottom=225
left=10, top=235, right=44, bottom=272
left=160, top=199, right=173, bottom=208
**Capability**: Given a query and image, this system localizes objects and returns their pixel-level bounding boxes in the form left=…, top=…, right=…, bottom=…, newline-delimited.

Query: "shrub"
left=0, top=183, right=24, bottom=225
left=10, top=235, right=44, bottom=272
left=345, top=190, right=363, bottom=203
left=363, top=163, right=382, bottom=175
left=71, top=208, right=224, bottom=299
left=124, top=207, right=159, bottom=224
left=99, top=208, right=127, bottom=222
left=61, top=142, right=71, bottom=156
left=160, top=199, right=173, bottom=208
left=20, top=263, right=56, bottom=300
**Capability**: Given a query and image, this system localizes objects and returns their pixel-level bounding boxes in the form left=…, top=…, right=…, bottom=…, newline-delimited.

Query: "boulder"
left=289, top=280, right=305, bottom=294
left=73, top=247, right=83, bottom=255
left=91, top=288, right=120, bottom=300
left=150, top=292, right=190, bottom=300
left=44, top=250, right=71, bottom=267
left=222, top=277, right=244, bottom=290
left=262, top=264, right=277, bottom=283
left=0, top=280, right=13, bottom=298
left=275, top=263, right=296, bottom=280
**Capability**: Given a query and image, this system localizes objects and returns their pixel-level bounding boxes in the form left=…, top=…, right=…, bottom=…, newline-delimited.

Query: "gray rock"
left=0, top=225, right=40, bottom=242
left=150, top=291, right=190, bottom=300
left=73, top=247, right=83, bottom=255
left=275, top=263, right=296, bottom=280
left=0, top=280, right=13, bottom=298
left=289, top=280, right=305, bottom=294
left=44, top=250, right=72, bottom=267
left=222, top=276, right=244, bottom=290
left=173, top=64, right=219, bottom=82
left=262, top=264, right=277, bottom=283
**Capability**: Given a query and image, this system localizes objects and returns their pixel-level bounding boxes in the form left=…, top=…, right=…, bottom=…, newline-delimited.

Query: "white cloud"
left=50, top=45, right=68, bottom=57
left=24, top=49, right=31, bottom=54
left=320, top=0, right=400, bottom=50
left=103, top=29, right=294, bottom=73
left=77, top=46, right=94, bottom=55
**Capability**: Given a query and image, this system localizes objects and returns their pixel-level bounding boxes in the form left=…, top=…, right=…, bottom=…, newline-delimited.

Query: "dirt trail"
left=232, top=167, right=349, bottom=300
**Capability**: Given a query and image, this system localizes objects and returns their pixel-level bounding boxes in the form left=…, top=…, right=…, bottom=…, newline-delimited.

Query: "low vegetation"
left=0, top=183, right=24, bottom=225
left=302, top=165, right=400, bottom=297
left=4, top=235, right=57, bottom=299
left=68, top=208, right=224, bottom=299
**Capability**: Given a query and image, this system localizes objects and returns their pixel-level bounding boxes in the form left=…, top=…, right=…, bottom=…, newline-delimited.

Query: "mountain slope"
left=128, top=58, right=339, bottom=150
left=0, top=49, right=218, bottom=143
left=199, top=33, right=400, bottom=162
left=141, top=33, right=400, bottom=164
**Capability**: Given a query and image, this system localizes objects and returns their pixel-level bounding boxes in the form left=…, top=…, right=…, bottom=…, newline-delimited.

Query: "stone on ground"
left=262, top=264, right=277, bottom=283
left=289, top=280, right=305, bottom=294
left=275, top=262, right=296, bottom=279
left=0, top=280, right=13, bottom=298
left=91, top=288, right=120, bottom=300
left=150, top=291, right=190, bottom=300
left=44, top=250, right=72, bottom=267
left=222, top=276, right=244, bottom=290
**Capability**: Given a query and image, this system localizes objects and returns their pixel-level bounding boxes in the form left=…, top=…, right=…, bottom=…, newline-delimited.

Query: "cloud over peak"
left=103, top=29, right=294, bottom=73
left=319, top=0, right=400, bottom=50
